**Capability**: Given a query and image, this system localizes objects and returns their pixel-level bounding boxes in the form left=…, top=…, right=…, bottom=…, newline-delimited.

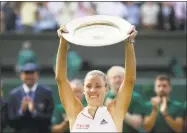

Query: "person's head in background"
left=154, top=74, right=172, bottom=98
left=107, top=66, right=124, bottom=94
left=70, top=79, right=84, bottom=101
left=22, top=41, right=32, bottom=50
left=20, top=63, right=39, bottom=88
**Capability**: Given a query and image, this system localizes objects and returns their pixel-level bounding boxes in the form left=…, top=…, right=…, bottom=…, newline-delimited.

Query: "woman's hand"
left=57, top=26, right=69, bottom=39
left=127, top=25, right=138, bottom=42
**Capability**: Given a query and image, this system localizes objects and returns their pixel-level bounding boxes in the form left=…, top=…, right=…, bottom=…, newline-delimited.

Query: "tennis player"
left=55, top=25, right=137, bottom=132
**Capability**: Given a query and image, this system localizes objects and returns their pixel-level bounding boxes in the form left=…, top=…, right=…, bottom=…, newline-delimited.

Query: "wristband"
left=127, top=39, right=135, bottom=44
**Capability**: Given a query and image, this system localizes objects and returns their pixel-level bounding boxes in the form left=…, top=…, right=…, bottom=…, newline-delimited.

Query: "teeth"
left=90, top=96, right=97, bottom=98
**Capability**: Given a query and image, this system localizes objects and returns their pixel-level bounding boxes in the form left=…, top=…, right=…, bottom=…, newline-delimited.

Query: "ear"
left=20, top=73, right=24, bottom=81
left=105, top=87, right=109, bottom=93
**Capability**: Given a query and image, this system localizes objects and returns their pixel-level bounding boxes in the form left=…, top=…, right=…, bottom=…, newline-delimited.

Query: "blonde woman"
left=55, top=25, right=137, bottom=132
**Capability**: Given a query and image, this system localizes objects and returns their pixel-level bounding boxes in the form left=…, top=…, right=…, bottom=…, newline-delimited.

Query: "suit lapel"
left=34, top=84, right=40, bottom=103
left=20, top=86, right=26, bottom=98
left=34, top=85, right=46, bottom=111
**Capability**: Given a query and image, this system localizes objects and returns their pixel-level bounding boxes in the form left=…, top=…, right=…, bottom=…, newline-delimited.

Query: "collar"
left=23, top=83, right=38, bottom=93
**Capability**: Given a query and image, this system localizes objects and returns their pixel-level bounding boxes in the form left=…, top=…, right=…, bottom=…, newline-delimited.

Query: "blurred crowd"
left=0, top=1, right=186, bottom=33
left=1, top=64, right=187, bottom=133
left=0, top=2, right=186, bottom=133
left=1, top=39, right=186, bottom=133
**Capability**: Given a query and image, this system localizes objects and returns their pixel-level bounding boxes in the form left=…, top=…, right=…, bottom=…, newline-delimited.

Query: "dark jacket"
left=8, top=84, right=54, bottom=133
left=0, top=97, right=8, bottom=132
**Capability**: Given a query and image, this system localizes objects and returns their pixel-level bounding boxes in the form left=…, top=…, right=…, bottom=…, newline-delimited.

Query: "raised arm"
left=109, top=26, right=137, bottom=120
left=55, top=27, right=83, bottom=123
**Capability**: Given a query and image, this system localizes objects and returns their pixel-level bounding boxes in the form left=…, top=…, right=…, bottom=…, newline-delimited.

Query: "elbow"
left=55, top=76, right=60, bottom=83
left=125, top=72, right=136, bottom=84
left=55, top=76, right=67, bottom=86
left=143, top=120, right=150, bottom=131
left=55, top=76, right=63, bottom=84
left=55, top=69, right=67, bottom=82
left=126, top=76, right=136, bottom=85
left=131, top=76, right=136, bottom=83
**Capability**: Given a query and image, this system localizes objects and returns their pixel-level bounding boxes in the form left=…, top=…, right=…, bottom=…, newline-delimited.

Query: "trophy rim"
left=62, top=15, right=132, bottom=47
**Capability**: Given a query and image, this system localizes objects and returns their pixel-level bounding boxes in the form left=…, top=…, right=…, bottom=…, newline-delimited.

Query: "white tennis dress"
left=71, top=106, right=118, bottom=132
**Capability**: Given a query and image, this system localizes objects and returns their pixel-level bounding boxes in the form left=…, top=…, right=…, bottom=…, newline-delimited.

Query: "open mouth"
left=90, top=95, right=98, bottom=98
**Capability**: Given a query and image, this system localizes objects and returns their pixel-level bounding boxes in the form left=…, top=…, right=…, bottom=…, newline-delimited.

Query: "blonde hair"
left=84, top=70, right=108, bottom=87
left=107, top=66, right=125, bottom=78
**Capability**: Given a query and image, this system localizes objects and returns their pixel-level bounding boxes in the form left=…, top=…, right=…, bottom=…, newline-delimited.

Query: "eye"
left=95, top=85, right=101, bottom=88
left=163, top=85, right=167, bottom=87
left=86, top=84, right=92, bottom=89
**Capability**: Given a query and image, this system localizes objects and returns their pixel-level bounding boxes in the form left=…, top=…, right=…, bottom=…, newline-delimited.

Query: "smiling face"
left=20, top=71, right=39, bottom=87
left=84, top=70, right=109, bottom=107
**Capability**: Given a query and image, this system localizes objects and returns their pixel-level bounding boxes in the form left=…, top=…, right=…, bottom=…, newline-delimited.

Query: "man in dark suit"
left=8, top=63, right=54, bottom=133
left=0, top=80, right=8, bottom=132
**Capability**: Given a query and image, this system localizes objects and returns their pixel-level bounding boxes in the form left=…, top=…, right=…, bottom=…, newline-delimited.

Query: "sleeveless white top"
left=71, top=106, right=118, bottom=132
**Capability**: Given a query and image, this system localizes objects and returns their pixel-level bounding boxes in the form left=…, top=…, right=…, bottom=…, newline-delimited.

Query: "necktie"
left=28, top=91, right=34, bottom=99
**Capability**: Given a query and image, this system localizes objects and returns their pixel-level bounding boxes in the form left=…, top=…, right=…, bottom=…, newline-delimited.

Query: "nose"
left=114, top=77, right=121, bottom=82
left=90, top=87, right=96, bottom=92
left=159, top=87, right=164, bottom=92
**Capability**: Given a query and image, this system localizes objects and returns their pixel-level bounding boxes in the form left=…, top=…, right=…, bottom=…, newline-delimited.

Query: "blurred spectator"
left=2, top=2, right=17, bottom=32
left=53, top=2, right=77, bottom=26
left=51, top=79, right=87, bottom=133
left=172, top=2, right=186, bottom=30
left=126, top=2, right=141, bottom=28
left=0, top=80, right=8, bottom=133
left=0, top=9, right=5, bottom=32
left=47, top=2, right=63, bottom=27
left=141, top=2, right=159, bottom=30
left=74, top=2, right=95, bottom=19
left=35, top=2, right=58, bottom=32
left=157, top=2, right=176, bottom=31
left=95, top=2, right=127, bottom=18
left=169, top=57, right=185, bottom=78
left=144, top=74, right=185, bottom=133
left=105, top=66, right=147, bottom=133
left=53, top=46, right=83, bottom=80
left=1, top=1, right=186, bottom=32
left=20, top=2, right=38, bottom=32
left=0, top=1, right=7, bottom=8
left=16, top=41, right=37, bottom=73
left=8, top=63, right=54, bottom=133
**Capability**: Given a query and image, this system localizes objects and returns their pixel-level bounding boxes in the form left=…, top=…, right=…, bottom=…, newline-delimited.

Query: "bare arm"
left=164, top=116, right=183, bottom=133
left=55, top=28, right=83, bottom=122
left=160, top=97, right=184, bottom=132
left=108, top=26, right=137, bottom=131
left=124, top=113, right=143, bottom=130
left=52, top=120, right=69, bottom=132
left=144, top=108, right=159, bottom=132
left=109, top=32, right=136, bottom=116
left=114, top=34, right=136, bottom=116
